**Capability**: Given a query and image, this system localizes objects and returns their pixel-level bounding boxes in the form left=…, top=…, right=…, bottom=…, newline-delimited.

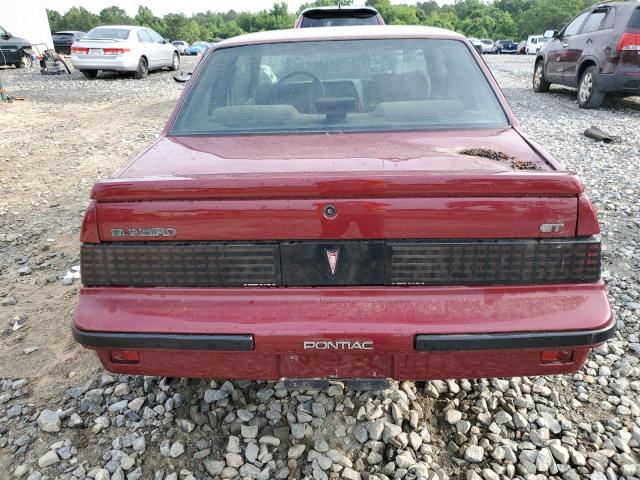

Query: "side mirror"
left=544, top=30, right=557, bottom=39
left=164, top=38, right=170, bottom=44
left=173, top=71, right=192, bottom=83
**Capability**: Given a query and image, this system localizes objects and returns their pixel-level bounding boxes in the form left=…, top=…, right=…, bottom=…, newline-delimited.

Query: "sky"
left=45, top=0, right=447, bottom=16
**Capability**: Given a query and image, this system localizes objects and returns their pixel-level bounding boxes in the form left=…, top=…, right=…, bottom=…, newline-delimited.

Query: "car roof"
left=299, top=5, right=380, bottom=14
left=214, top=25, right=464, bottom=49
left=54, top=30, right=84, bottom=34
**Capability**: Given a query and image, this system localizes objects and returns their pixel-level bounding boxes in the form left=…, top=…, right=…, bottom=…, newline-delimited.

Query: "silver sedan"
left=71, top=25, right=179, bottom=79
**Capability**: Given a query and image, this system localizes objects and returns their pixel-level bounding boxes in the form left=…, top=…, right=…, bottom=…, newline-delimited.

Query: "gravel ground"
left=1, top=54, right=639, bottom=480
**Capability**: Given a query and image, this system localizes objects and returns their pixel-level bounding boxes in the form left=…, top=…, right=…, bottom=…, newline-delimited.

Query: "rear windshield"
left=54, top=32, right=74, bottom=37
left=86, top=28, right=130, bottom=40
left=171, top=39, right=508, bottom=136
left=629, top=8, right=640, bottom=29
left=300, top=10, right=380, bottom=27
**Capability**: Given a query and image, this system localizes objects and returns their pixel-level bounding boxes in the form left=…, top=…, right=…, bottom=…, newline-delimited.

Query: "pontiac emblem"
left=325, top=249, right=340, bottom=275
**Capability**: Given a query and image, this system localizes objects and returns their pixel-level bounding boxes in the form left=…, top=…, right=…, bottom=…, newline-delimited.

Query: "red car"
left=73, top=26, right=613, bottom=386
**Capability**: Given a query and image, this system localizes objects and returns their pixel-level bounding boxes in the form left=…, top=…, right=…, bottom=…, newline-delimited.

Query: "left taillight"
left=71, top=47, right=88, bottom=54
left=80, top=200, right=100, bottom=244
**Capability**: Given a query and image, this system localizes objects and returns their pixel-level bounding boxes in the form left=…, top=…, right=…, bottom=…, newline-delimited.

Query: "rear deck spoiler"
left=90, top=172, right=585, bottom=202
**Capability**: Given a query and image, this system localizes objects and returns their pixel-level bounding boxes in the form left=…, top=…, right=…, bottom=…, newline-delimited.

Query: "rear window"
left=300, top=10, right=380, bottom=27
left=54, top=32, right=74, bottom=37
left=86, top=28, right=130, bottom=40
left=629, top=8, right=640, bottom=29
left=171, top=39, right=508, bottom=136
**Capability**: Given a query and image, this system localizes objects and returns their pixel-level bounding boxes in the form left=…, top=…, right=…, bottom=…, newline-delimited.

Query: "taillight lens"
left=71, top=47, right=88, bottom=54
left=103, top=48, right=130, bottom=55
left=540, top=349, right=574, bottom=364
left=617, top=32, right=640, bottom=52
left=110, top=350, right=140, bottom=364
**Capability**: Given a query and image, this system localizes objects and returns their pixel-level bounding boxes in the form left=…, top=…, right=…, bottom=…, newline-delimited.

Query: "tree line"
left=47, top=0, right=600, bottom=44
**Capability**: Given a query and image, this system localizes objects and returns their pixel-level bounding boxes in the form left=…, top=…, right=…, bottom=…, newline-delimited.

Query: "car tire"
left=81, top=69, right=98, bottom=79
left=134, top=57, right=148, bottom=79
left=578, top=66, right=605, bottom=109
left=16, top=51, right=33, bottom=69
left=169, top=52, right=180, bottom=71
left=533, top=61, right=551, bottom=93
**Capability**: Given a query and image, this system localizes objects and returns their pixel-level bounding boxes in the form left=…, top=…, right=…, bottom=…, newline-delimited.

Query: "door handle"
left=587, top=38, right=593, bottom=44
left=563, top=43, right=569, bottom=48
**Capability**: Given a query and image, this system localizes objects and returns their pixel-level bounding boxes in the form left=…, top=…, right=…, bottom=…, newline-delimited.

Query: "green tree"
left=98, top=6, right=133, bottom=25
left=164, top=13, right=189, bottom=41
left=62, top=6, right=100, bottom=32
left=135, top=6, right=167, bottom=36
left=47, top=9, right=64, bottom=32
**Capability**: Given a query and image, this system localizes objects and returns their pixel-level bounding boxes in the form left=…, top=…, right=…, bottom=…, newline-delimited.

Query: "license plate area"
left=89, top=48, right=104, bottom=55
left=280, top=352, right=391, bottom=378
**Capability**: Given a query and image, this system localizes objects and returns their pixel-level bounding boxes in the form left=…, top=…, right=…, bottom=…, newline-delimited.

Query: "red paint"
left=576, top=193, right=601, bottom=236
left=96, top=197, right=577, bottom=241
left=80, top=200, right=100, bottom=243
left=75, top=26, right=610, bottom=380
left=75, top=283, right=610, bottom=379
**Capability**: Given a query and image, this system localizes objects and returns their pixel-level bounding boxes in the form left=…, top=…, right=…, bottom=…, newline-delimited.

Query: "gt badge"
left=325, top=248, right=340, bottom=275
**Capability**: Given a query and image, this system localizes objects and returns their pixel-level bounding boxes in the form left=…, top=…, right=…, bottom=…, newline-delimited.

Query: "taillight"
left=110, top=350, right=140, bottom=364
left=80, top=200, right=100, bottom=243
left=103, top=48, right=130, bottom=55
left=71, top=47, right=88, bottom=54
left=617, top=32, right=640, bottom=52
left=540, top=349, right=574, bottom=365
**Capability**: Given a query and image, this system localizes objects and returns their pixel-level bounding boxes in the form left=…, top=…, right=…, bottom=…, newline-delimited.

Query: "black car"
left=496, top=39, right=518, bottom=54
left=533, top=1, right=640, bottom=108
left=52, top=31, right=85, bottom=55
left=0, top=24, right=32, bottom=68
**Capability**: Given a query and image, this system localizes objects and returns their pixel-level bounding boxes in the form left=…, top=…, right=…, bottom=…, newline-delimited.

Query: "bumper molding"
left=72, top=325, right=254, bottom=351
left=415, top=318, right=615, bottom=352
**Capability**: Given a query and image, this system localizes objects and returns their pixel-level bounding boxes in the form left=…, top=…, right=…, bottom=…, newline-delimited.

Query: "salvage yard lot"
left=1, top=54, right=640, bottom=479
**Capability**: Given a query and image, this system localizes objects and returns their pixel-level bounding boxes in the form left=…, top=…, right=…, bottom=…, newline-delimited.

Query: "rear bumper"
left=73, top=283, right=613, bottom=380
left=598, top=68, right=640, bottom=93
left=70, top=54, right=138, bottom=71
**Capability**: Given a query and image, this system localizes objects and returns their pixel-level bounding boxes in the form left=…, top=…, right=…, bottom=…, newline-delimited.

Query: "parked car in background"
left=72, top=26, right=612, bottom=383
left=517, top=40, right=527, bottom=54
left=70, top=25, right=179, bottom=79
left=295, top=6, right=384, bottom=27
left=468, top=37, right=484, bottom=54
left=172, top=40, right=189, bottom=55
left=495, top=39, right=518, bottom=54
left=189, top=41, right=209, bottom=55
left=52, top=31, right=85, bottom=55
left=525, top=35, right=549, bottom=54
left=533, top=1, right=640, bottom=108
left=0, top=24, right=33, bottom=68
left=480, top=39, right=497, bottom=53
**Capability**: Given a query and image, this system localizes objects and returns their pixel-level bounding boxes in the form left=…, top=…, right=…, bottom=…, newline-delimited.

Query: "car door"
left=148, top=29, right=172, bottom=66
left=566, top=7, right=611, bottom=84
left=136, top=29, right=157, bottom=68
left=545, top=11, right=590, bottom=84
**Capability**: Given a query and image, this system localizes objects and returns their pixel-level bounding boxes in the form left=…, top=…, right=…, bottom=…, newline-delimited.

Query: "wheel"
left=170, top=52, right=180, bottom=71
left=134, top=57, right=148, bottom=79
left=81, top=69, right=98, bottom=79
left=578, top=66, right=605, bottom=109
left=16, top=52, right=33, bottom=68
left=533, top=61, right=551, bottom=93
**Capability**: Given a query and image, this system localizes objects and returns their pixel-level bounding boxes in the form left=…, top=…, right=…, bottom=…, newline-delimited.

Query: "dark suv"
left=533, top=1, right=640, bottom=108
left=0, top=24, right=33, bottom=68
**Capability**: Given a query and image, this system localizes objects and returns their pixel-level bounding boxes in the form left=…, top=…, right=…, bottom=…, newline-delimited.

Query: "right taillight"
left=617, top=32, right=640, bottom=52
